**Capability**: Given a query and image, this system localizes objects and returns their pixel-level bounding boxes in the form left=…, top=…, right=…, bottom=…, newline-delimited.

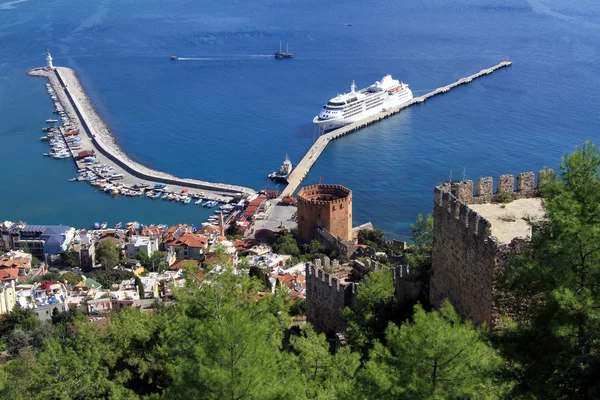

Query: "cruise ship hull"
left=313, top=75, right=413, bottom=132
left=313, top=95, right=413, bottom=132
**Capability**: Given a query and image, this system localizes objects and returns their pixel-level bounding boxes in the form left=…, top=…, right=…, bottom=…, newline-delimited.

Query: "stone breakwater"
left=28, top=67, right=255, bottom=202
left=281, top=60, right=513, bottom=197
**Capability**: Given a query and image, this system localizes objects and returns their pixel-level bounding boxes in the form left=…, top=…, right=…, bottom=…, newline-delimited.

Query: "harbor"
left=28, top=53, right=510, bottom=226
left=280, top=60, right=513, bottom=197
left=28, top=60, right=256, bottom=206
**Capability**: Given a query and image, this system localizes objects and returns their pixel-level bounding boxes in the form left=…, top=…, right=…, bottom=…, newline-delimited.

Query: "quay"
left=280, top=60, right=513, bottom=197
left=28, top=66, right=255, bottom=203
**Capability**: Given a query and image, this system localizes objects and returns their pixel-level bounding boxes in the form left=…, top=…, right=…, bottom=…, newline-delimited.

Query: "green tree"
left=134, top=276, right=145, bottom=299
left=404, top=213, right=434, bottom=272
left=97, top=241, right=120, bottom=270
left=341, top=269, right=399, bottom=355
left=136, top=250, right=151, bottom=266
left=40, top=271, right=60, bottom=282
left=34, top=321, right=124, bottom=399
left=59, top=272, right=83, bottom=286
left=89, top=269, right=133, bottom=288
left=0, top=306, right=40, bottom=337
left=30, top=255, right=41, bottom=268
left=357, top=301, right=507, bottom=399
left=59, top=250, right=77, bottom=267
left=291, top=325, right=360, bottom=399
left=7, top=329, right=29, bottom=356
left=162, top=269, right=298, bottom=399
left=498, top=141, right=600, bottom=398
left=225, top=221, right=243, bottom=238
left=0, top=347, right=39, bottom=400
left=150, top=251, right=169, bottom=272
left=273, top=232, right=300, bottom=256
left=304, top=240, right=326, bottom=257
left=107, top=309, right=169, bottom=396
left=357, top=228, right=388, bottom=251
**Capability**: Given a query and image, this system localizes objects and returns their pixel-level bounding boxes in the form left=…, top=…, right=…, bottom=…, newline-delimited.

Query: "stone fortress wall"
left=297, top=184, right=353, bottom=243
left=430, top=170, right=550, bottom=328
left=305, top=259, right=358, bottom=335
left=306, top=257, right=423, bottom=335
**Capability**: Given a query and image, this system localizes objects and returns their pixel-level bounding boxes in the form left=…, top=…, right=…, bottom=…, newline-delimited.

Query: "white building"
left=125, top=236, right=159, bottom=260
left=0, top=279, right=17, bottom=315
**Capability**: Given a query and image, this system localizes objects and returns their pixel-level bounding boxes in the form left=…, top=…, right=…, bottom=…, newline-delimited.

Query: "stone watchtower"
left=297, top=184, right=352, bottom=243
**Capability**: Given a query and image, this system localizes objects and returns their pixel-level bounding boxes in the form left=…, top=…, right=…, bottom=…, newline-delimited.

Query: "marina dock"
left=28, top=66, right=255, bottom=203
left=280, top=60, right=513, bottom=197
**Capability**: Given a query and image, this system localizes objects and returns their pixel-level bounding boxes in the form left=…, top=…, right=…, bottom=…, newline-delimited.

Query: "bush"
left=496, top=192, right=516, bottom=203
left=289, top=299, right=306, bottom=316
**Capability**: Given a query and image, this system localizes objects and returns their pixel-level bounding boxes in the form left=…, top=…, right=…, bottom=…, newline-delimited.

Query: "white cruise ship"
left=313, top=74, right=413, bottom=131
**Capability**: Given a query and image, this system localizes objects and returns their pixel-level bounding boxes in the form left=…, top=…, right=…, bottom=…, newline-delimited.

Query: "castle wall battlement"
left=434, top=187, right=494, bottom=242
left=444, top=170, right=552, bottom=204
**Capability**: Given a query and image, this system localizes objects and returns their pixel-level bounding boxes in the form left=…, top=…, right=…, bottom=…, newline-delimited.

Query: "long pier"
left=281, top=61, right=513, bottom=197
left=28, top=66, right=256, bottom=202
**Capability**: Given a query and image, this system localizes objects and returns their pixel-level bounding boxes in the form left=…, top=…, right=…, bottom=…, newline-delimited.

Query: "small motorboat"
left=45, top=119, right=58, bottom=123
left=100, top=222, right=108, bottom=229
left=94, top=222, right=100, bottom=229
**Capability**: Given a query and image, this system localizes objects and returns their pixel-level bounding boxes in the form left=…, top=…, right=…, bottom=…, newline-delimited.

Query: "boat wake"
left=174, top=54, right=275, bottom=61
left=176, top=57, right=218, bottom=61
left=0, top=0, right=28, bottom=9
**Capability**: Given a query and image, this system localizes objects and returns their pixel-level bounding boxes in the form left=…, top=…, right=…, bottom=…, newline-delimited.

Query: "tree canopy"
left=357, top=301, right=507, bottom=399
left=498, top=141, right=600, bottom=398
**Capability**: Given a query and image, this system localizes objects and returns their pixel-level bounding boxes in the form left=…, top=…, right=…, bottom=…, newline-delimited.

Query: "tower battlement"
left=440, top=170, right=553, bottom=205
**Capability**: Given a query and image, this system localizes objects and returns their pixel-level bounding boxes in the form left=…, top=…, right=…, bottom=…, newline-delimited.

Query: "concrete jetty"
left=281, top=60, right=513, bottom=197
left=28, top=66, right=255, bottom=202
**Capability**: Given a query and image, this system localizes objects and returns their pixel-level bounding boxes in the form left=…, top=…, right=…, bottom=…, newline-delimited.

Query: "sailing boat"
left=274, top=41, right=293, bottom=59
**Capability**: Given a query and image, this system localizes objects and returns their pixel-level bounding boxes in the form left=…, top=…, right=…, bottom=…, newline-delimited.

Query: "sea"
left=1, top=0, right=599, bottom=239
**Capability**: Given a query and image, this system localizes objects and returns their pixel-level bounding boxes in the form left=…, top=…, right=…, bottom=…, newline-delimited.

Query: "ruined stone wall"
left=316, top=227, right=358, bottom=258
left=430, top=171, right=547, bottom=328
left=305, top=263, right=357, bottom=335
left=306, top=261, right=423, bottom=335
left=392, top=265, right=425, bottom=308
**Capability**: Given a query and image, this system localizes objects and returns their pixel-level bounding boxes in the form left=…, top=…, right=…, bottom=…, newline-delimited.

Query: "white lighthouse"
left=46, top=49, right=54, bottom=69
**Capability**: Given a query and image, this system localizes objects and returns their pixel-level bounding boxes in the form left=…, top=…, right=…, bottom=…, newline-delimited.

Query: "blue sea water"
left=0, top=0, right=599, bottom=238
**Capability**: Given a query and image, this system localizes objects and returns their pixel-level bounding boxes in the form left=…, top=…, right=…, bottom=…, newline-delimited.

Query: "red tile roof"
left=166, top=233, right=208, bottom=248
left=198, top=225, right=221, bottom=234
left=244, top=195, right=267, bottom=218
left=271, top=273, right=306, bottom=298
left=0, top=268, right=18, bottom=281
left=233, top=239, right=257, bottom=251
left=0, top=256, right=31, bottom=269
